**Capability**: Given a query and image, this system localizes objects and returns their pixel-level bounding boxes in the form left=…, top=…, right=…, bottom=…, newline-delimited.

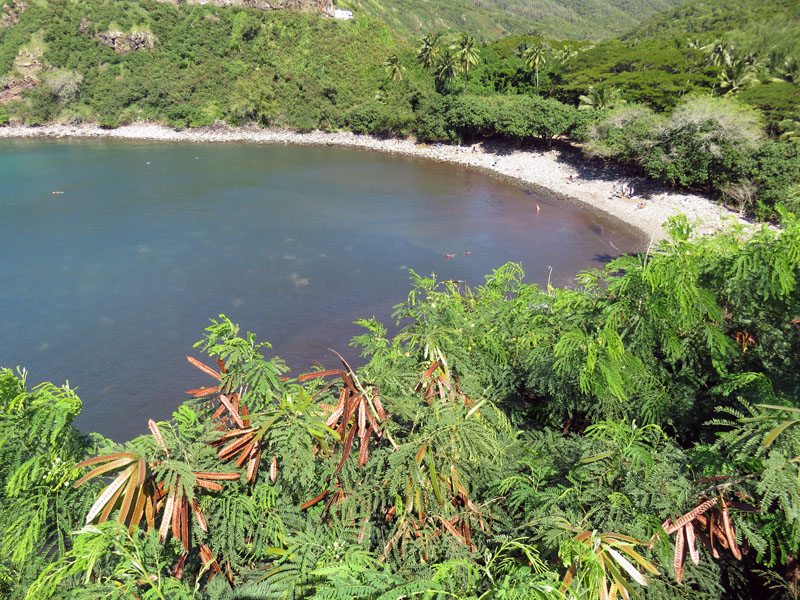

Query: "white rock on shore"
left=0, top=123, right=748, bottom=242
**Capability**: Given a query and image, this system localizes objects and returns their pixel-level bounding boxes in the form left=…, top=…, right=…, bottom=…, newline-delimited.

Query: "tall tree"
left=717, top=58, right=759, bottom=95
left=383, top=54, right=405, bottom=82
left=417, top=32, right=441, bottom=69
left=434, top=47, right=459, bottom=90
left=522, top=43, right=549, bottom=89
left=452, top=33, right=480, bottom=75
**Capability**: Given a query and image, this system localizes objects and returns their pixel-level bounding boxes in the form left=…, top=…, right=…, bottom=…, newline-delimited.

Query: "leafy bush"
left=585, top=104, right=662, bottom=161
left=747, top=140, right=800, bottom=218
left=566, top=106, right=607, bottom=142
left=346, top=101, right=382, bottom=134
left=442, top=94, right=496, bottom=141
left=494, top=94, right=576, bottom=142
left=412, top=94, right=452, bottom=142
left=0, top=106, right=9, bottom=126
left=642, top=95, right=764, bottom=190
left=41, top=69, right=83, bottom=104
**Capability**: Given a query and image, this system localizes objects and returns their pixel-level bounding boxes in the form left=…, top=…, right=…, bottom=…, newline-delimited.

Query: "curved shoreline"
left=0, top=123, right=746, bottom=242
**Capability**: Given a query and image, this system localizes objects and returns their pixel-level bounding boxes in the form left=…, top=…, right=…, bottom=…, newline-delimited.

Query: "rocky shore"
left=0, top=123, right=747, bottom=241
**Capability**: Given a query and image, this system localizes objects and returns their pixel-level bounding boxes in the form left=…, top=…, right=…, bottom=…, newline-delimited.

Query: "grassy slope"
left=625, top=0, right=800, bottom=40
left=342, top=0, right=684, bottom=39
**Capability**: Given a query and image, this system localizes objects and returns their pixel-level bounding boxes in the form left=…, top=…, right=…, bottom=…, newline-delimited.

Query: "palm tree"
left=702, top=40, right=734, bottom=67
left=771, top=55, right=798, bottom=84
left=417, top=32, right=441, bottom=69
left=717, top=58, right=759, bottom=95
left=686, top=38, right=704, bottom=50
left=578, top=85, right=624, bottom=111
left=384, top=54, right=404, bottom=82
left=778, top=118, right=800, bottom=142
left=434, top=47, right=459, bottom=90
left=552, top=44, right=577, bottom=64
left=452, top=33, right=480, bottom=75
left=522, top=43, right=549, bottom=89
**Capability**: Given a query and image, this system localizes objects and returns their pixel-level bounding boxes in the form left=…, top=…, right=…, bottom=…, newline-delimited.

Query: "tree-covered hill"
left=0, top=0, right=424, bottom=129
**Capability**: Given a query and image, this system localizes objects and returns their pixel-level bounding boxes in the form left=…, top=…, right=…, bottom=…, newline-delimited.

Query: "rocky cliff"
left=156, top=0, right=334, bottom=16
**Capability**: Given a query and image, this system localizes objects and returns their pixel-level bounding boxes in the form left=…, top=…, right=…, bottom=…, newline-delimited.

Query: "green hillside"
left=341, top=0, right=684, bottom=39
left=0, top=0, right=427, bottom=129
left=0, top=0, right=798, bottom=220
left=554, top=0, right=800, bottom=121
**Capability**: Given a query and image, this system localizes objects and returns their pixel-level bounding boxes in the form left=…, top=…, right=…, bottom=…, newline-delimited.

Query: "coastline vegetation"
left=1, top=214, right=799, bottom=598
left=2, top=0, right=800, bottom=597
left=0, top=0, right=798, bottom=218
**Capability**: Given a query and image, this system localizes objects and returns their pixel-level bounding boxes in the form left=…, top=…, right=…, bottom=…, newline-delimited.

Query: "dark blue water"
left=0, top=139, right=643, bottom=439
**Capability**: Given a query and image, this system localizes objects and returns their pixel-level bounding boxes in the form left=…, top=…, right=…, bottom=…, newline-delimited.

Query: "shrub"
left=494, top=94, right=575, bottom=142
left=0, top=106, right=9, bottom=126
left=19, top=88, right=60, bottom=125
left=229, top=11, right=261, bottom=50
left=347, top=101, right=382, bottom=134
left=226, top=76, right=277, bottom=127
left=747, top=140, right=800, bottom=218
left=585, top=104, right=662, bottom=161
left=443, top=94, right=495, bottom=141
left=568, top=107, right=608, bottom=142
left=41, top=69, right=83, bottom=104
left=642, top=95, right=764, bottom=190
left=413, top=95, right=451, bottom=143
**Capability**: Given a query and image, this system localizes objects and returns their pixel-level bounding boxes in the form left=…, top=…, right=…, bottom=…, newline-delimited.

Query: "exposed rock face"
left=0, top=75, right=36, bottom=103
left=1, top=0, right=27, bottom=29
left=157, top=0, right=334, bottom=17
left=96, top=30, right=156, bottom=54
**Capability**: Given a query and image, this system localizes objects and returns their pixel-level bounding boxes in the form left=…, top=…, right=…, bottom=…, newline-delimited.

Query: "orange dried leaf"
left=685, top=523, right=700, bottom=566
left=196, top=479, right=223, bottom=492
left=664, top=498, right=717, bottom=534
left=301, top=490, right=330, bottom=510
left=297, top=369, right=346, bottom=382
left=185, top=386, right=220, bottom=398
left=674, top=525, right=685, bottom=584
left=73, top=456, right=136, bottom=488
left=721, top=503, right=742, bottom=560
left=75, top=452, right=137, bottom=471
left=219, top=394, right=245, bottom=428
left=186, top=355, right=221, bottom=381
left=194, top=471, right=240, bottom=481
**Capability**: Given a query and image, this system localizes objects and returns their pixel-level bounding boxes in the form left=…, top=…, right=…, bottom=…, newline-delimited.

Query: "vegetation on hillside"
left=1, top=213, right=799, bottom=598
left=340, top=0, right=683, bottom=40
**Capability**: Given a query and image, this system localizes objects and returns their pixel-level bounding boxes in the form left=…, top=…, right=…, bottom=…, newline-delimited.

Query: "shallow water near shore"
left=0, top=139, right=643, bottom=440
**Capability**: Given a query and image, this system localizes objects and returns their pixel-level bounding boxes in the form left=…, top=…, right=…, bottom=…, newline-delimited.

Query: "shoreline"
left=0, top=123, right=746, bottom=242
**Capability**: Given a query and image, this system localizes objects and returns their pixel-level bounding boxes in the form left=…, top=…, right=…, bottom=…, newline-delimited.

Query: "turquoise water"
left=0, top=139, right=643, bottom=439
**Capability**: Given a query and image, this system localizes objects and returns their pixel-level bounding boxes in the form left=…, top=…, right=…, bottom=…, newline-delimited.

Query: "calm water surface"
left=0, top=139, right=643, bottom=439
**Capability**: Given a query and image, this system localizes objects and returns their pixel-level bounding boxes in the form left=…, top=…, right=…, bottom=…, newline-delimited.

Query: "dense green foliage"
left=2, top=213, right=799, bottom=598
left=2, top=1, right=800, bottom=597
left=0, top=0, right=430, bottom=130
